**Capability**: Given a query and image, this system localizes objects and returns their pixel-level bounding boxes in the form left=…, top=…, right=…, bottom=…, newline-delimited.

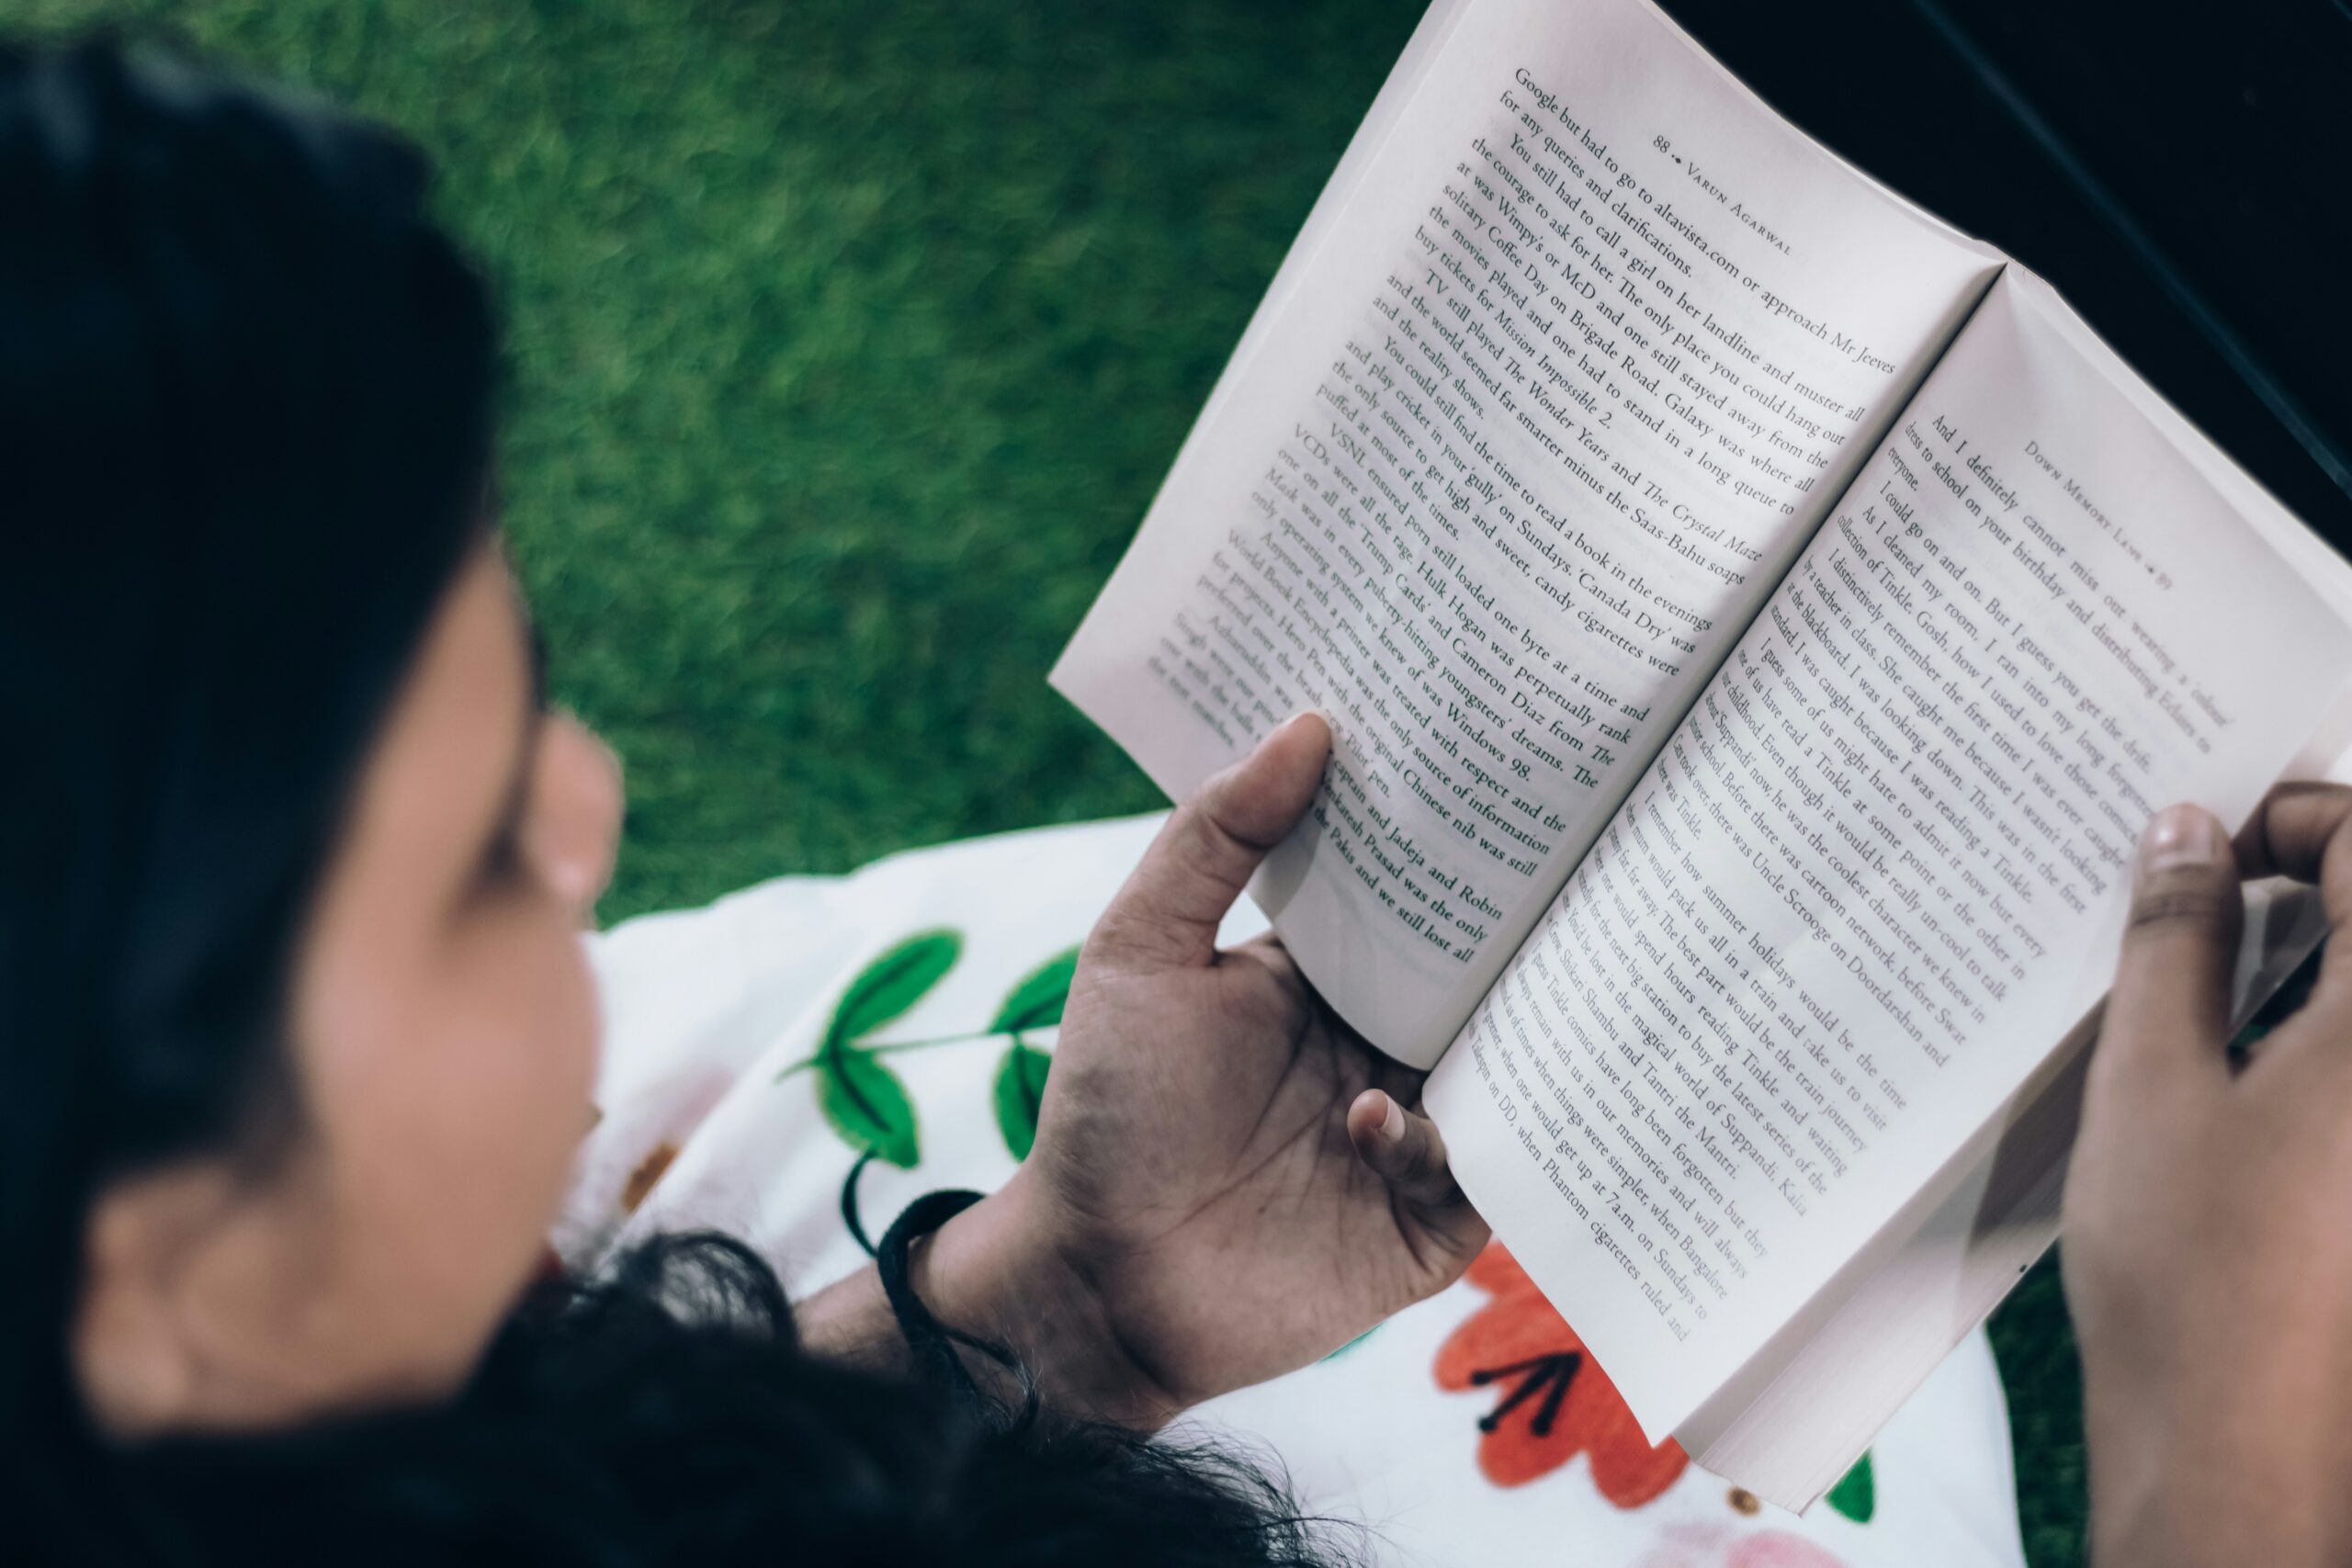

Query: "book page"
left=1677, top=276, right=2352, bottom=1508
left=1423, top=269, right=2352, bottom=1438
left=1682, top=876, right=2338, bottom=1508
left=1051, top=0, right=2000, bottom=1066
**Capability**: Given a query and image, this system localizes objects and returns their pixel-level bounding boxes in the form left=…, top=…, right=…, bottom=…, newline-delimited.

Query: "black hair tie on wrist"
left=876, top=1189, right=1026, bottom=1406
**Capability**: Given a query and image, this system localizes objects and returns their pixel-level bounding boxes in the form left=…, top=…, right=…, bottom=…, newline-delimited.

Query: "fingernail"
left=2139, top=805, right=2226, bottom=878
left=1376, top=1093, right=1406, bottom=1144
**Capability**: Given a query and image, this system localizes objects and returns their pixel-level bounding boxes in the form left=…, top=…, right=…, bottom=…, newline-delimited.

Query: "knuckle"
left=1085, top=904, right=1166, bottom=964
left=1175, top=805, right=1238, bottom=873
left=1151, top=798, right=1207, bottom=864
left=1168, top=806, right=1249, bottom=898
left=2125, top=876, right=2234, bottom=938
left=1193, top=761, right=1289, bottom=855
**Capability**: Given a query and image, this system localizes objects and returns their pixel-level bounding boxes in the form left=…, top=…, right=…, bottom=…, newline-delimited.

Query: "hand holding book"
left=806, top=714, right=1489, bottom=1427
left=1052, top=0, right=2352, bottom=1506
left=2068, top=789, right=2352, bottom=1568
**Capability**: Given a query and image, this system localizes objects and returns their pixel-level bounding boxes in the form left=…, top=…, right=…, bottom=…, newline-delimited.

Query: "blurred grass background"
left=12, top=0, right=2086, bottom=1558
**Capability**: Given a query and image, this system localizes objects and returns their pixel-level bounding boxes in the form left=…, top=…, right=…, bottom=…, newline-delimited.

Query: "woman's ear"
left=73, top=1176, right=207, bottom=1438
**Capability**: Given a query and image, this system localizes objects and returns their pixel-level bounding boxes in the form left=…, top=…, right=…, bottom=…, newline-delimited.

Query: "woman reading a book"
left=5, top=39, right=2346, bottom=1568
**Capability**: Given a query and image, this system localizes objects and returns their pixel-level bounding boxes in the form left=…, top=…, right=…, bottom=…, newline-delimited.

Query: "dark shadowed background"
left=19, top=2, right=2348, bottom=1561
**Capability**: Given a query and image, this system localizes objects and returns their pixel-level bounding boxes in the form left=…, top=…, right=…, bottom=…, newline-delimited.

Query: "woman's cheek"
left=548, top=926, right=604, bottom=1120
left=438, top=908, right=605, bottom=1233
left=505, top=918, right=602, bottom=1178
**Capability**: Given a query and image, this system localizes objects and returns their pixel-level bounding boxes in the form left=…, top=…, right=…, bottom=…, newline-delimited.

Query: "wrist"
left=915, top=1174, right=1179, bottom=1428
left=795, top=1177, right=1180, bottom=1428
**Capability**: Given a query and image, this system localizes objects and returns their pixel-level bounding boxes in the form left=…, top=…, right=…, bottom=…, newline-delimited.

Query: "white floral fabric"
left=557, top=815, right=2027, bottom=1568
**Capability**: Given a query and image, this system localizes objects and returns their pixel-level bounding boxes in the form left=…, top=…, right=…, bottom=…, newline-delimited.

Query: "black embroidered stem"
left=839, top=1150, right=880, bottom=1258
left=1474, top=1351, right=1583, bottom=1436
left=1530, top=1351, right=1581, bottom=1437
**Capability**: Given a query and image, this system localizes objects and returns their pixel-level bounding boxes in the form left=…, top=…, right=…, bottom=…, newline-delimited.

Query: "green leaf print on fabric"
left=989, top=945, right=1080, bottom=1034
left=992, top=1039, right=1052, bottom=1160
left=1824, top=1451, right=1875, bottom=1523
left=825, top=929, right=963, bottom=1052
left=987, top=948, right=1075, bottom=1160
left=820, top=1047, right=922, bottom=1168
left=802, top=930, right=960, bottom=1168
left=784, top=933, right=1087, bottom=1165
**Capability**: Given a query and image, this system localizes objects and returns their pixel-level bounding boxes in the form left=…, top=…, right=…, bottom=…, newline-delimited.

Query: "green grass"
left=10, top=1, right=2086, bottom=1558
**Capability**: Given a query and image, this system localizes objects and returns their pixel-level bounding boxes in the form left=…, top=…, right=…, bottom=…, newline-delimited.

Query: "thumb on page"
left=2098, top=804, right=2242, bottom=1100
left=1087, top=712, right=1331, bottom=973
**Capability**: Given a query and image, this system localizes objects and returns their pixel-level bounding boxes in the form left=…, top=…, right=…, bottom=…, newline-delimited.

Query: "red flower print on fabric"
left=1434, top=1243, right=1690, bottom=1506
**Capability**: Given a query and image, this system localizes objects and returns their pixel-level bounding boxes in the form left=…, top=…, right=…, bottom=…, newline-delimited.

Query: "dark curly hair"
left=0, top=39, right=1346, bottom=1566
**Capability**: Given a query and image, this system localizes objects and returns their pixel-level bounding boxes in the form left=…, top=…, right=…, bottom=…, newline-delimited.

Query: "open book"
left=1052, top=0, right=2352, bottom=1510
